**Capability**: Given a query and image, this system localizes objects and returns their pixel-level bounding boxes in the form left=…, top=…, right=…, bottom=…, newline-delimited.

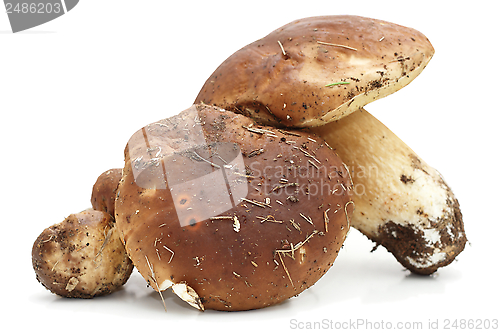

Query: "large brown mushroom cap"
left=196, top=15, right=434, bottom=127
left=115, top=104, right=353, bottom=311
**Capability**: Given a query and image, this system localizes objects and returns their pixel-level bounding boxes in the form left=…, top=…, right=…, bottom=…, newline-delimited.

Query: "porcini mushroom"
left=91, top=168, right=122, bottom=217
left=32, top=209, right=134, bottom=298
left=114, top=104, right=353, bottom=310
left=195, top=15, right=466, bottom=274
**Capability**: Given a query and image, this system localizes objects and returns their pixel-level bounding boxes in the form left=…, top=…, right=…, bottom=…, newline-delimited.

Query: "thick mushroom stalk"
left=194, top=15, right=466, bottom=274
left=310, top=109, right=466, bottom=274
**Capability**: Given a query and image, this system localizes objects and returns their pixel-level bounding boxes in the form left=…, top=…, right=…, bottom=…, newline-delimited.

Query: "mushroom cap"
left=32, top=210, right=134, bottom=298
left=195, top=15, right=434, bottom=127
left=115, top=104, right=353, bottom=311
left=91, top=168, right=122, bottom=217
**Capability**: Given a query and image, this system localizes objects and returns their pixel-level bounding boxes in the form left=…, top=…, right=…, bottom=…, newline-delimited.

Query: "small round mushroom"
left=91, top=168, right=122, bottom=217
left=194, top=15, right=466, bottom=274
left=115, top=104, right=353, bottom=311
left=32, top=209, right=134, bottom=298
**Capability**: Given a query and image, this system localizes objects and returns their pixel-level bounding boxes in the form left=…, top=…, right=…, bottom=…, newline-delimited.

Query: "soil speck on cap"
left=400, top=174, right=415, bottom=184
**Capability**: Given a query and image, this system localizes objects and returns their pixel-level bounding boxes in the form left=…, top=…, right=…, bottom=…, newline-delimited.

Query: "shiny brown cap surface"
left=196, top=15, right=434, bottom=127
left=115, top=104, right=353, bottom=310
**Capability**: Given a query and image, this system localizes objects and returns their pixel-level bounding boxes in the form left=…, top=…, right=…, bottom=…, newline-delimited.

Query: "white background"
left=2, top=1, right=498, bottom=331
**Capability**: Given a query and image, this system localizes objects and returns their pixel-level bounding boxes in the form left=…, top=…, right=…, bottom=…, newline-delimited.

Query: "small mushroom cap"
left=115, top=104, right=353, bottom=311
left=91, top=168, right=122, bottom=217
left=195, top=15, right=434, bottom=127
left=32, top=210, right=134, bottom=298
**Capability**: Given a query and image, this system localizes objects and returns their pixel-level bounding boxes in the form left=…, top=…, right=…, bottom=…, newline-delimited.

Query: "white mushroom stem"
left=310, top=109, right=466, bottom=274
